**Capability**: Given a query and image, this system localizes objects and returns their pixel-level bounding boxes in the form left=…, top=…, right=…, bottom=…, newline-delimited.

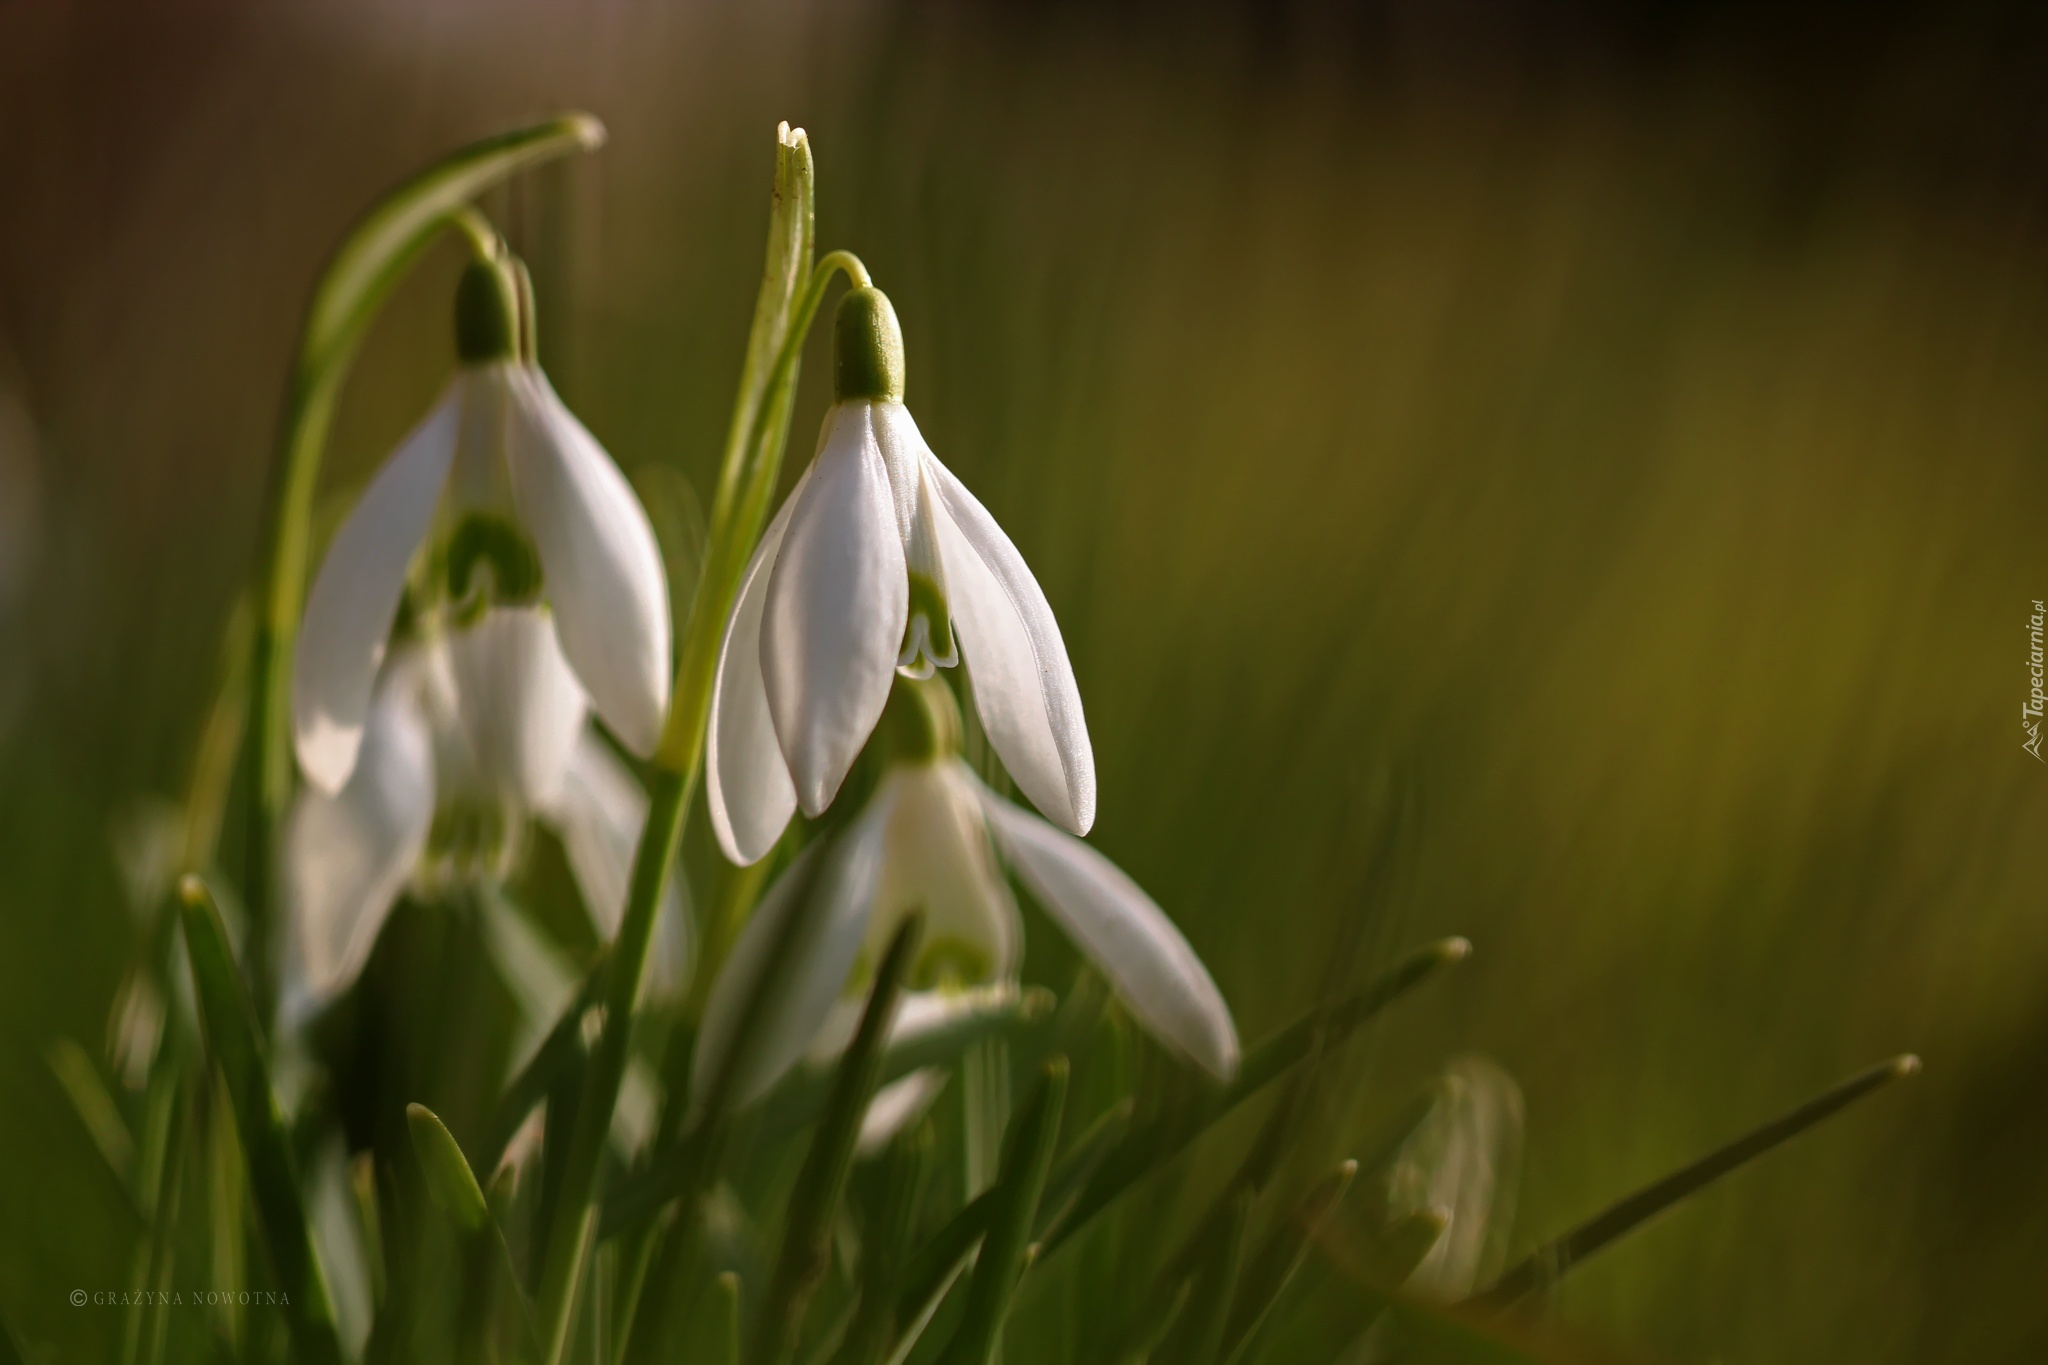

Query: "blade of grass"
left=889, top=940, right=1466, bottom=1329
left=45, top=1038, right=135, bottom=1193
left=484, top=949, right=608, bottom=1171
left=833, top=1120, right=937, bottom=1365
left=604, top=986, right=1050, bottom=1239
left=935, top=1057, right=1068, bottom=1365
left=1473, top=1054, right=1921, bottom=1308
left=407, top=1102, right=542, bottom=1355
left=177, top=875, right=342, bottom=1364
left=1154, top=1187, right=1253, bottom=1365
left=536, top=127, right=859, bottom=1365
left=757, top=914, right=925, bottom=1365
left=1217, top=1159, right=1357, bottom=1365
left=1043, top=937, right=1469, bottom=1258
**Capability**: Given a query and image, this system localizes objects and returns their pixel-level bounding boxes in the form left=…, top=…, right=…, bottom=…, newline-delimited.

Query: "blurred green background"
left=3, top=2, right=2046, bottom=1361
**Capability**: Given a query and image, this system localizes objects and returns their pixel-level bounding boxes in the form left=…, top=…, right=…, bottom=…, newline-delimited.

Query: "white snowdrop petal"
left=282, top=666, right=436, bottom=1020
left=505, top=369, right=672, bottom=756
left=976, top=785, right=1238, bottom=1081
left=292, top=382, right=460, bottom=794
left=476, top=890, right=581, bottom=1077
left=856, top=1068, right=949, bottom=1157
left=870, top=763, right=1020, bottom=979
left=761, top=403, right=908, bottom=816
left=1389, top=1056, right=1526, bottom=1302
left=548, top=726, right=694, bottom=997
left=444, top=606, right=587, bottom=809
left=690, top=798, right=891, bottom=1119
left=707, top=475, right=806, bottom=864
left=924, top=453, right=1095, bottom=835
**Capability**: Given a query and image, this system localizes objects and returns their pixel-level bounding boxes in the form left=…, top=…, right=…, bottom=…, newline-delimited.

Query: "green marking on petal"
left=913, top=935, right=994, bottom=990
left=424, top=796, right=521, bottom=888
left=442, top=512, right=543, bottom=624
left=897, top=571, right=958, bottom=678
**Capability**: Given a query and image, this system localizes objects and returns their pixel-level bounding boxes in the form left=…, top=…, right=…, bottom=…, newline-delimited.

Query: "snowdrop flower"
left=292, top=254, right=670, bottom=799
left=707, top=286, right=1094, bottom=865
left=1384, top=1055, right=1524, bottom=1302
left=692, top=680, right=1235, bottom=1118
left=281, top=625, right=689, bottom=1023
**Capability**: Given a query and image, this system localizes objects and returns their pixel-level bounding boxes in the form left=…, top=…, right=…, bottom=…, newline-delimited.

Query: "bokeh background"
left=3, top=1, right=2046, bottom=1361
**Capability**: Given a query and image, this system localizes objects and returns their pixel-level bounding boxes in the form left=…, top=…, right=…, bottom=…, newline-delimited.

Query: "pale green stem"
left=532, top=155, right=873, bottom=1357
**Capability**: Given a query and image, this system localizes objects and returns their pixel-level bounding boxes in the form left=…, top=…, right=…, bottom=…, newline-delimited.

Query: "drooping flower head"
left=281, top=253, right=683, bottom=1020
left=708, top=287, right=1095, bottom=866
left=293, top=252, right=671, bottom=798
left=282, top=631, right=688, bottom=1022
left=693, top=678, right=1236, bottom=1118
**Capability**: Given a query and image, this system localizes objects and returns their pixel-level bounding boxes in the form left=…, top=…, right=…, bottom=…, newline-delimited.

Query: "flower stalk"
left=532, top=126, right=880, bottom=1365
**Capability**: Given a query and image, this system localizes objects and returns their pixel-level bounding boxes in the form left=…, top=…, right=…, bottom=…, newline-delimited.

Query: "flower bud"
left=454, top=257, right=519, bottom=364
left=834, top=286, right=905, bottom=403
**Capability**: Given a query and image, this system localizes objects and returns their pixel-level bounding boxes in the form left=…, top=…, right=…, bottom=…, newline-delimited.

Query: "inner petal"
left=868, top=764, right=1018, bottom=988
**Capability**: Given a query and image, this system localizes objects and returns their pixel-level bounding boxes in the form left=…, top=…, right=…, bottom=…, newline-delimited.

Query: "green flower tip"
left=455, top=257, right=519, bottom=363
left=1890, top=1054, right=1922, bottom=1079
left=834, top=286, right=905, bottom=403
left=1435, top=936, right=1473, bottom=965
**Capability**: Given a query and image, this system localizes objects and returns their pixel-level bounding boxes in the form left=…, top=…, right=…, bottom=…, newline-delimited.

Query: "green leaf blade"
left=177, top=876, right=341, bottom=1365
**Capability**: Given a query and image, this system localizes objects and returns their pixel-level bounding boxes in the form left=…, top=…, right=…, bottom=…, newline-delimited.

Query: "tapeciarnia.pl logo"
left=2026, top=598, right=2045, bottom=762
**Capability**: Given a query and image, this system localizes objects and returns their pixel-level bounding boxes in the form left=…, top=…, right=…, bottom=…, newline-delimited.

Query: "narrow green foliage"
left=938, top=1057, right=1069, bottom=1365
left=122, top=1066, right=188, bottom=1365
left=892, top=940, right=1464, bottom=1333
left=1218, top=1159, right=1357, bottom=1365
left=760, top=987, right=1052, bottom=1144
left=351, top=1153, right=387, bottom=1312
left=1045, top=937, right=1469, bottom=1259
left=1473, top=1054, right=1921, bottom=1308
left=713, top=1273, right=744, bottom=1365
left=534, top=767, right=688, bottom=1364
left=655, top=126, right=820, bottom=774
left=1364, top=1208, right=1454, bottom=1286
left=1030, top=1097, right=1135, bottom=1250
left=408, top=1102, right=490, bottom=1231
left=177, top=876, right=341, bottom=1364
left=45, top=1037, right=135, bottom=1191
left=836, top=1121, right=937, bottom=1365
left=607, top=985, right=1048, bottom=1238
left=539, top=127, right=836, bottom=1365
left=1155, top=1188, right=1253, bottom=1365
left=485, top=949, right=607, bottom=1171
left=758, top=914, right=925, bottom=1365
